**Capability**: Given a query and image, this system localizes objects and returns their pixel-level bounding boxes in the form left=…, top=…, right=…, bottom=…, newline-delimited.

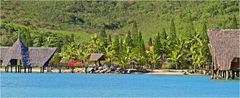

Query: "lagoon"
left=1, top=73, right=239, bottom=97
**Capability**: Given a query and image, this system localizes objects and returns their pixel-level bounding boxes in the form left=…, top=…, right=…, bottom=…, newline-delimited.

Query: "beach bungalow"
left=207, top=29, right=240, bottom=79
left=0, top=39, right=57, bottom=73
left=89, top=53, right=105, bottom=66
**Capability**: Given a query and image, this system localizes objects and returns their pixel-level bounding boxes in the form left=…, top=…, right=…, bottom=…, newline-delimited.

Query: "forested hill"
left=0, top=1, right=239, bottom=69
left=0, top=1, right=239, bottom=46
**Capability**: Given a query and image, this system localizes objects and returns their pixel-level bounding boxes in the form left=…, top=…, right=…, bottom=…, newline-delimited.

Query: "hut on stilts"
left=88, top=53, right=105, bottom=66
left=208, top=29, right=240, bottom=79
left=0, top=39, right=56, bottom=73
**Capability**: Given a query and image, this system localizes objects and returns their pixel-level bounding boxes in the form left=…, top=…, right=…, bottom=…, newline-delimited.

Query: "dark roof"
left=0, top=39, right=57, bottom=66
left=89, top=53, right=105, bottom=61
left=208, top=29, right=240, bottom=70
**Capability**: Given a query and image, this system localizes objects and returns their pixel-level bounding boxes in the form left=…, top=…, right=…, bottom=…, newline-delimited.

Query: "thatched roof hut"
left=89, top=53, right=105, bottom=62
left=0, top=39, right=57, bottom=67
left=208, top=29, right=240, bottom=70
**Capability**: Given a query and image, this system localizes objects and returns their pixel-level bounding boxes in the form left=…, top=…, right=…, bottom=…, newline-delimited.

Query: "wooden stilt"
left=24, top=66, right=26, bottom=73
left=232, top=70, right=235, bottom=79
left=42, top=67, right=45, bottom=73
left=71, top=67, right=74, bottom=73
left=236, top=71, right=239, bottom=77
left=6, top=66, right=9, bottom=72
left=19, top=66, right=21, bottom=73
left=15, top=66, right=17, bottom=73
left=227, top=71, right=231, bottom=79
left=59, top=66, right=61, bottom=73
left=225, top=71, right=229, bottom=80
left=16, top=66, right=19, bottom=73
left=223, top=71, right=226, bottom=79
left=10, top=66, right=13, bottom=72
left=27, top=66, right=30, bottom=73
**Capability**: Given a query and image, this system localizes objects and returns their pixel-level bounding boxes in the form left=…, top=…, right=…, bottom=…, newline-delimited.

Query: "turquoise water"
left=1, top=73, right=239, bottom=97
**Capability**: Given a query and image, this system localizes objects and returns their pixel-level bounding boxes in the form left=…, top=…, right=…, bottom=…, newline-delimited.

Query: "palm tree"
left=147, top=50, right=161, bottom=69
left=104, top=45, right=116, bottom=66
left=167, top=38, right=185, bottom=69
left=190, top=35, right=207, bottom=72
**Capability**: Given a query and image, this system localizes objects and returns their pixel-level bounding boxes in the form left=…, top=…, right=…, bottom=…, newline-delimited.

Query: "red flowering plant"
left=67, top=59, right=83, bottom=68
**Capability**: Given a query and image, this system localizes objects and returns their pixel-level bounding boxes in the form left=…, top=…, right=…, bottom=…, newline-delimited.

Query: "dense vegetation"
left=0, top=1, right=239, bottom=70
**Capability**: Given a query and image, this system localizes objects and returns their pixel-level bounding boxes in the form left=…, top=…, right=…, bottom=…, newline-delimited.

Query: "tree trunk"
left=110, top=58, right=112, bottom=66
left=153, top=64, right=156, bottom=69
left=194, top=65, right=196, bottom=72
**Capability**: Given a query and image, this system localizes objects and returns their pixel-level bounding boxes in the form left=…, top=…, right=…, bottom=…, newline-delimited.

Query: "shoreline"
left=146, top=69, right=207, bottom=76
left=0, top=68, right=207, bottom=76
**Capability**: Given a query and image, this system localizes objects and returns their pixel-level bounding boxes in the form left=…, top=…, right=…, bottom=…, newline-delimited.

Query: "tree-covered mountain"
left=1, top=1, right=239, bottom=35
left=0, top=1, right=239, bottom=70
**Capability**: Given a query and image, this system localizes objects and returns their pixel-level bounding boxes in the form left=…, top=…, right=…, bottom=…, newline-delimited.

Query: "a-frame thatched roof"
left=2, top=39, right=31, bottom=66
left=89, top=53, right=105, bottom=61
left=208, top=29, right=240, bottom=70
left=0, top=39, right=57, bottom=67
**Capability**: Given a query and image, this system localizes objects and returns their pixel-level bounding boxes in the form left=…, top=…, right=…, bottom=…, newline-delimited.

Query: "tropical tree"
left=167, top=38, right=185, bottom=69
left=147, top=48, right=161, bottom=69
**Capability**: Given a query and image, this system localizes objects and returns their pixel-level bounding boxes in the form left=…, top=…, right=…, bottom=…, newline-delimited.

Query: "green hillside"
left=0, top=1, right=239, bottom=70
left=1, top=1, right=239, bottom=35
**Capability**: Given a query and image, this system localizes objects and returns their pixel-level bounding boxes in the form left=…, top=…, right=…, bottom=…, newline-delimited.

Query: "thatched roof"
left=89, top=53, right=105, bottom=61
left=28, top=47, right=57, bottom=66
left=208, top=29, right=240, bottom=70
left=0, top=39, right=57, bottom=67
left=0, top=47, right=9, bottom=60
left=2, top=39, right=31, bottom=66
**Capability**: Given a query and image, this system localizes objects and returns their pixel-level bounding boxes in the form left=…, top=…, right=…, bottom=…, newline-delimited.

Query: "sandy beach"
left=0, top=67, right=206, bottom=76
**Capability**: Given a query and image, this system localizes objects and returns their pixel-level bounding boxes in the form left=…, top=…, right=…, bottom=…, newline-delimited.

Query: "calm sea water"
left=1, top=72, right=239, bottom=97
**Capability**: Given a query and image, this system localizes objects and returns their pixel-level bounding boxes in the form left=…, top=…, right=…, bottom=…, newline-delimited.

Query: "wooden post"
left=71, top=67, right=74, bottom=73
left=227, top=71, right=230, bottom=79
left=7, top=66, right=9, bottom=72
left=15, top=66, right=17, bottom=73
left=211, top=62, right=214, bottom=79
left=223, top=71, right=226, bottom=79
left=59, top=66, right=62, bottom=73
left=42, top=66, right=45, bottom=73
left=236, top=71, right=239, bottom=77
left=19, top=66, right=21, bottom=73
left=24, top=66, right=26, bottom=73
left=225, top=71, right=228, bottom=80
left=10, top=65, right=12, bottom=72
left=232, top=70, right=235, bottom=79
left=4, top=66, right=6, bottom=72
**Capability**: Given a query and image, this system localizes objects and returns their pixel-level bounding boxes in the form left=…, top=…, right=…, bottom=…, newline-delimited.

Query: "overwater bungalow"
left=0, top=39, right=57, bottom=73
left=208, top=29, right=240, bottom=79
